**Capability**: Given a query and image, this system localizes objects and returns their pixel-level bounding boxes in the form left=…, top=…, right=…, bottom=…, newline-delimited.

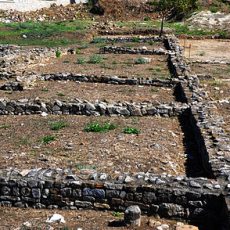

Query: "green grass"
left=123, top=127, right=140, bottom=134
left=84, top=122, right=116, bottom=133
left=42, top=135, right=56, bottom=144
left=92, top=37, right=106, bottom=43
left=76, top=57, right=86, bottom=64
left=55, top=50, right=61, bottom=58
left=57, top=92, right=65, bottom=97
left=0, top=20, right=92, bottom=46
left=112, top=211, right=123, bottom=218
left=89, top=54, right=103, bottom=64
left=0, top=124, right=11, bottom=129
left=50, top=121, right=68, bottom=131
left=135, top=57, right=148, bottom=64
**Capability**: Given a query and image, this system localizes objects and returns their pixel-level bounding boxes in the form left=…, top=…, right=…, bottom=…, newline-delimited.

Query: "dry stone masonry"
left=0, top=34, right=229, bottom=229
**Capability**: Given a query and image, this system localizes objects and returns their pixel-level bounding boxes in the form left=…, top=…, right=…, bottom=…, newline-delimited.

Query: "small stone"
left=46, top=214, right=65, bottom=224
left=189, top=181, right=201, bottom=188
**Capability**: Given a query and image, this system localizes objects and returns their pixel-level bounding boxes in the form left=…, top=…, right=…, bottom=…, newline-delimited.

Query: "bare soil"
left=190, top=63, right=230, bottom=79
left=180, top=39, right=230, bottom=62
left=0, top=81, right=174, bottom=104
left=0, top=207, right=186, bottom=230
left=27, top=43, right=169, bottom=79
left=0, top=115, right=186, bottom=177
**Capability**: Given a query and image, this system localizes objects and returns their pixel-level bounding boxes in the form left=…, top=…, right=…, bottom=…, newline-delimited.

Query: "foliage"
left=123, top=127, right=140, bottom=134
left=89, top=54, right=103, bottom=64
left=42, top=135, right=56, bottom=144
left=50, top=121, right=68, bottom=131
left=55, top=49, right=61, bottom=58
left=92, top=37, right=106, bottom=43
left=0, top=20, right=91, bottom=46
left=0, top=124, right=11, bottom=129
left=76, top=57, right=86, bottom=64
left=135, top=57, right=148, bottom=64
left=84, top=122, right=116, bottom=133
left=112, top=211, right=123, bottom=218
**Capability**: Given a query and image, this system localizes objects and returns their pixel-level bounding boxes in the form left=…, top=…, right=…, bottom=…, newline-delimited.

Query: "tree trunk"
left=160, top=15, right=164, bottom=37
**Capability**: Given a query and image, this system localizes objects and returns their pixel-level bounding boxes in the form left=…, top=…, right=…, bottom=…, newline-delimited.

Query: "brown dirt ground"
left=0, top=207, right=189, bottom=230
left=190, top=63, right=230, bottom=79
left=180, top=39, right=230, bottom=62
left=27, top=43, right=169, bottom=79
left=0, top=115, right=186, bottom=177
left=0, top=81, right=174, bottom=104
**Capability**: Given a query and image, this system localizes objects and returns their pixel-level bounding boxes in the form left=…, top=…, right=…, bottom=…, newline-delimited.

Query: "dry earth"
left=0, top=115, right=186, bottom=177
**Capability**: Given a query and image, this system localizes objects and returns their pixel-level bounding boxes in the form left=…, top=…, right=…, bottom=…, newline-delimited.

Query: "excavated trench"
left=173, top=84, right=229, bottom=229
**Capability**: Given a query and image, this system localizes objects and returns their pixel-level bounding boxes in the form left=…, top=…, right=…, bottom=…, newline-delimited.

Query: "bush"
left=55, top=49, right=61, bottom=58
left=92, top=37, right=106, bottom=43
left=132, top=37, right=141, bottom=42
left=42, top=135, right=56, bottom=144
left=84, top=122, right=116, bottom=132
left=89, top=54, right=103, bottom=64
left=123, top=127, right=140, bottom=134
left=135, top=57, right=148, bottom=64
left=50, top=121, right=68, bottom=131
left=76, top=57, right=86, bottom=64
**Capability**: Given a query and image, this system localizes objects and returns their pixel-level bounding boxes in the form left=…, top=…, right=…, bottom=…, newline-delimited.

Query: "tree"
left=153, top=0, right=197, bottom=36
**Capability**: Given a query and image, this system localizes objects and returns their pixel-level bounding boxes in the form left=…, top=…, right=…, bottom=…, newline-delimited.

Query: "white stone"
left=46, top=214, right=66, bottom=224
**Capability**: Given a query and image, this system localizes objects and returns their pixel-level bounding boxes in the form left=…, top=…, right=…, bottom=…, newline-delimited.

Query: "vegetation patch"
left=50, top=121, right=68, bottom=131
left=123, top=127, right=140, bottom=134
left=84, top=122, right=116, bottom=133
left=89, top=54, right=103, bottom=64
left=42, top=135, right=56, bottom=144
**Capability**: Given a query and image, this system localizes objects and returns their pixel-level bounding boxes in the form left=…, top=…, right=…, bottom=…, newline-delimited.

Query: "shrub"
left=50, top=121, right=68, bottom=131
left=92, top=37, right=106, bottom=43
left=76, top=57, right=86, bottom=64
left=89, top=54, right=103, bottom=64
left=135, top=57, right=148, bottom=64
left=84, top=122, right=116, bottom=132
left=57, top=92, right=65, bottom=97
left=42, top=135, right=56, bottom=144
left=123, top=127, right=140, bottom=134
left=55, top=49, right=61, bottom=58
left=132, top=37, right=140, bottom=42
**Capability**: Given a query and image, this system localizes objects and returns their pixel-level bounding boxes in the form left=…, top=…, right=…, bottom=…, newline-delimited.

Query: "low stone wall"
left=92, top=36, right=162, bottom=44
left=0, top=98, right=188, bottom=116
left=0, top=168, right=227, bottom=228
left=100, top=46, right=168, bottom=55
left=40, top=73, right=174, bottom=87
left=164, top=35, right=230, bottom=226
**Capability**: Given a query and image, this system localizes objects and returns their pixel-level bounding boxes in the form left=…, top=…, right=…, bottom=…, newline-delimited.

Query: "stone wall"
left=0, top=98, right=188, bottom=116
left=0, top=168, right=227, bottom=229
left=100, top=46, right=167, bottom=55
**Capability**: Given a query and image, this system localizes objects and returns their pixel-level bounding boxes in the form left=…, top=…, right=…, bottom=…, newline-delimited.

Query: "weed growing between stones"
left=84, top=122, right=116, bottom=133
left=50, top=121, right=68, bottom=131
left=42, top=135, right=56, bottom=144
left=123, top=127, right=140, bottom=135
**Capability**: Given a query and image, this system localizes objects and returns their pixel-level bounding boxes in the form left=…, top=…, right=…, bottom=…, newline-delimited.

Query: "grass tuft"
left=123, top=127, right=140, bottom=134
left=89, top=54, right=103, bottom=64
left=42, top=135, right=56, bottom=144
left=50, top=121, right=68, bottom=131
left=84, top=122, right=116, bottom=133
